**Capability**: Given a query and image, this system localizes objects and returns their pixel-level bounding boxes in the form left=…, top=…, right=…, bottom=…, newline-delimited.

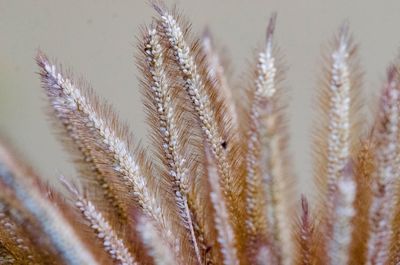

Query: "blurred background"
left=1, top=0, right=400, bottom=197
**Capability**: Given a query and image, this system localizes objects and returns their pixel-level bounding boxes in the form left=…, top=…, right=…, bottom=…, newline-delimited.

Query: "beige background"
left=1, top=0, right=400, bottom=197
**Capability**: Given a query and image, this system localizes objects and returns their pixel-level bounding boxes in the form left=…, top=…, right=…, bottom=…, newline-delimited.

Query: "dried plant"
left=2, top=3, right=400, bottom=265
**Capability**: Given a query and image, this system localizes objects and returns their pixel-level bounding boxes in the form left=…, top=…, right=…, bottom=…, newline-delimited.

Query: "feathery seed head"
left=2, top=4, right=400, bottom=265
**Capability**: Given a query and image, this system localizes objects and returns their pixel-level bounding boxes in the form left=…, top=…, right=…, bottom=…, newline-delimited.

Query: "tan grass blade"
left=154, top=6, right=242, bottom=231
left=312, top=25, right=362, bottom=263
left=366, top=66, right=400, bottom=265
left=243, top=14, right=292, bottom=264
left=0, top=143, right=99, bottom=265
left=60, top=178, right=136, bottom=265
left=36, top=52, right=177, bottom=250
left=36, top=52, right=131, bottom=225
left=243, top=13, right=277, bottom=254
left=313, top=23, right=362, bottom=205
left=138, top=25, right=202, bottom=264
